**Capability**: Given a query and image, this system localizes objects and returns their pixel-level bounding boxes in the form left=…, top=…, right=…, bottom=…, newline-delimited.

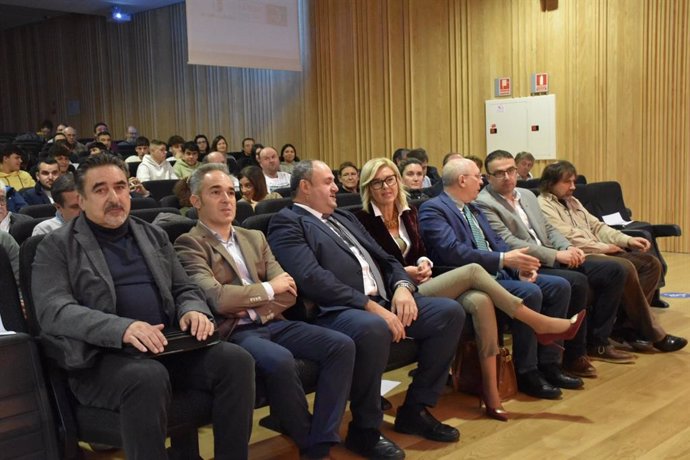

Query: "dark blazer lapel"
left=295, top=206, right=356, bottom=257
left=439, top=192, right=474, bottom=244
left=73, top=216, right=116, bottom=303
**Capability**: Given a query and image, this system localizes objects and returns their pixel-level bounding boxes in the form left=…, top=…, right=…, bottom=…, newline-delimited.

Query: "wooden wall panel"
left=0, top=0, right=688, bottom=251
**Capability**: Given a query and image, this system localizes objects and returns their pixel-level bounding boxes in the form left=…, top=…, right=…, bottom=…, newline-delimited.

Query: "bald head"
left=443, top=158, right=482, bottom=202
left=205, top=151, right=226, bottom=164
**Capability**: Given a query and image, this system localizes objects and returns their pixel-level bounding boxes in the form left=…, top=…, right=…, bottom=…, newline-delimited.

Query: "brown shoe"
left=588, top=345, right=636, bottom=364
left=563, top=356, right=598, bottom=378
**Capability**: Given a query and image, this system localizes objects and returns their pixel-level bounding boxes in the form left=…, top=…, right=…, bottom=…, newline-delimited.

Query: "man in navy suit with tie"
left=418, top=158, right=578, bottom=400
left=268, top=160, right=465, bottom=460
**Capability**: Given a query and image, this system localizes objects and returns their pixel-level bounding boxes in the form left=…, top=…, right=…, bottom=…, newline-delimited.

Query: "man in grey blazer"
left=476, top=150, right=634, bottom=375
left=31, top=154, right=255, bottom=459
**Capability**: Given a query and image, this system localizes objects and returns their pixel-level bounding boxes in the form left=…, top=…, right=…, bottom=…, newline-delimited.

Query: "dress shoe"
left=517, top=370, right=562, bottom=399
left=479, top=392, right=508, bottom=422
left=345, top=427, right=404, bottom=460
left=536, top=310, right=587, bottom=347
left=539, top=363, right=583, bottom=389
left=651, top=292, right=670, bottom=308
left=394, top=405, right=459, bottom=442
left=588, top=345, right=636, bottom=363
left=653, top=335, right=688, bottom=352
left=610, top=330, right=654, bottom=352
left=563, top=356, right=597, bottom=378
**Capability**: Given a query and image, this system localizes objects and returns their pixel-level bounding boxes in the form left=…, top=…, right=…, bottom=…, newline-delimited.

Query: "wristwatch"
left=394, top=280, right=416, bottom=294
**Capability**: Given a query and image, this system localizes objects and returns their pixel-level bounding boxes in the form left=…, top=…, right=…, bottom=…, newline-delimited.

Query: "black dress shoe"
left=345, top=427, right=405, bottom=459
left=517, top=370, right=562, bottom=399
left=394, top=405, right=459, bottom=442
left=539, top=364, right=584, bottom=389
left=653, top=335, right=688, bottom=352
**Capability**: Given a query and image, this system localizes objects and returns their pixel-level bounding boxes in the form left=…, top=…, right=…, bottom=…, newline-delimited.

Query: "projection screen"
left=186, top=0, right=301, bottom=71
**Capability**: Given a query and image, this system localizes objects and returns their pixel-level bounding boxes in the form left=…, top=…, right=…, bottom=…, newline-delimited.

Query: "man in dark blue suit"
left=22, top=157, right=60, bottom=205
left=418, top=158, right=579, bottom=399
left=268, top=160, right=466, bottom=460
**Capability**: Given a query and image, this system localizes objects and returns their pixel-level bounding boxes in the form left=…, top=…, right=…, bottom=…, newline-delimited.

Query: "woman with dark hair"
left=337, top=161, right=359, bottom=194
left=398, top=158, right=429, bottom=200
left=211, top=135, right=229, bottom=156
left=194, top=134, right=210, bottom=159
left=279, top=143, right=300, bottom=174
left=238, top=165, right=281, bottom=209
left=355, top=157, right=585, bottom=421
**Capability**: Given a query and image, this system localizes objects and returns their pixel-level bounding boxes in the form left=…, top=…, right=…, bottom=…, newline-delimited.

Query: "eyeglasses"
left=370, top=175, right=397, bottom=190
left=0, top=197, right=6, bottom=205
left=487, top=167, right=517, bottom=179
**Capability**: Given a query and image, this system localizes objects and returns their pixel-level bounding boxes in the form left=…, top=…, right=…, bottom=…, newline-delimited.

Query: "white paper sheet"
left=602, top=212, right=632, bottom=226
left=381, top=379, right=401, bottom=396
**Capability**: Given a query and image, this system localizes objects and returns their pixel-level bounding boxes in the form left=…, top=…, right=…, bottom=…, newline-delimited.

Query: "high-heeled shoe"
left=479, top=393, right=509, bottom=422
left=536, top=310, right=587, bottom=347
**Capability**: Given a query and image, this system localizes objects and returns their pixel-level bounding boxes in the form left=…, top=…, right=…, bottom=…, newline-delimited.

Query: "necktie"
left=462, top=206, right=489, bottom=251
left=325, top=216, right=389, bottom=301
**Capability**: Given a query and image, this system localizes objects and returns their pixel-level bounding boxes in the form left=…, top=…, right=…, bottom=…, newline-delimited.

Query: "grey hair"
left=290, top=160, right=315, bottom=192
left=188, top=163, right=230, bottom=195
left=442, top=158, right=474, bottom=187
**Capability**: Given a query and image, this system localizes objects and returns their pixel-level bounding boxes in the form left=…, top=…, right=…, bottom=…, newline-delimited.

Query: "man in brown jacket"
left=538, top=160, right=686, bottom=353
left=175, top=163, right=355, bottom=459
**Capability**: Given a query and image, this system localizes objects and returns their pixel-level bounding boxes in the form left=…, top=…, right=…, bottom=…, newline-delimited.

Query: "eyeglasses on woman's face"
left=370, top=175, right=397, bottom=190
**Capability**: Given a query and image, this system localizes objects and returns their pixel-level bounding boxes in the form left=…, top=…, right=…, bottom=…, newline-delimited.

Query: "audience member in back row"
left=22, top=157, right=60, bottom=205
left=136, top=139, right=178, bottom=182
left=392, top=148, right=409, bottom=166
left=419, top=158, right=580, bottom=400
left=233, top=137, right=256, bottom=172
left=32, top=173, right=81, bottom=236
left=167, top=135, right=185, bottom=160
left=259, top=146, right=291, bottom=193
left=125, top=136, right=150, bottom=163
left=398, top=158, right=429, bottom=200
left=175, top=163, right=355, bottom=459
left=62, top=126, right=87, bottom=158
left=406, top=148, right=441, bottom=188
left=31, top=154, right=255, bottom=459
left=0, top=145, right=35, bottom=190
left=238, top=165, right=282, bottom=210
left=337, top=161, right=359, bottom=194
left=355, top=158, right=586, bottom=420
left=515, top=151, right=535, bottom=181
left=195, top=134, right=210, bottom=159
left=279, top=143, right=299, bottom=174
left=48, top=142, right=77, bottom=175
left=173, top=141, right=201, bottom=179
left=269, top=160, right=467, bottom=459
left=538, top=161, right=687, bottom=353
left=118, top=126, right=139, bottom=146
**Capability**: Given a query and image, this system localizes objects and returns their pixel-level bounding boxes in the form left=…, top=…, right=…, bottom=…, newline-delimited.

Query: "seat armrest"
left=651, top=224, right=682, bottom=238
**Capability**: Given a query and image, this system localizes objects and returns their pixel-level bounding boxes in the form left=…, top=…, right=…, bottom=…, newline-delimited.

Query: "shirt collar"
left=294, top=202, right=330, bottom=221
left=199, top=220, right=235, bottom=244
left=371, top=202, right=410, bottom=218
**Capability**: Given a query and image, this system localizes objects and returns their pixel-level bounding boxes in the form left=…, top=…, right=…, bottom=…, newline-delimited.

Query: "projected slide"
left=186, top=0, right=301, bottom=71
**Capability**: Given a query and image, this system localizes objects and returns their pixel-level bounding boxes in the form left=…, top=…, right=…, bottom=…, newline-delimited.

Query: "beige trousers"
left=418, top=263, right=523, bottom=358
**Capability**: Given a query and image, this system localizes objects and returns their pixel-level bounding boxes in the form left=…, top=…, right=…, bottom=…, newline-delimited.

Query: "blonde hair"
left=359, top=157, right=408, bottom=213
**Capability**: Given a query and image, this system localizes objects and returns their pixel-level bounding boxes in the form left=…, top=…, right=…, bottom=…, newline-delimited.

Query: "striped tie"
left=463, top=206, right=489, bottom=251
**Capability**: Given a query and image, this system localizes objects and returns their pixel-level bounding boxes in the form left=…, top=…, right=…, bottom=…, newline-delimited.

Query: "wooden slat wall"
left=0, top=0, right=688, bottom=251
